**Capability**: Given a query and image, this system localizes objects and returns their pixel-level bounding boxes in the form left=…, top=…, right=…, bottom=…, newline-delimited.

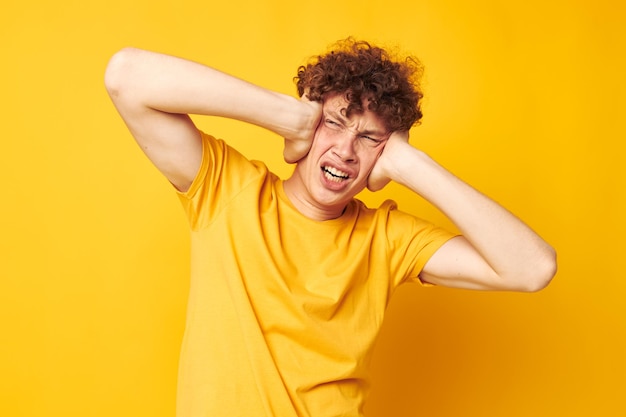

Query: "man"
left=105, top=39, right=556, bottom=417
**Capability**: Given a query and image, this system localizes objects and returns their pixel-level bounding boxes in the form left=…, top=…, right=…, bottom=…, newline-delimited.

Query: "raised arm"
left=370, top=132, right=557, bottom=292
left=104, top=47, right=320, bottom=191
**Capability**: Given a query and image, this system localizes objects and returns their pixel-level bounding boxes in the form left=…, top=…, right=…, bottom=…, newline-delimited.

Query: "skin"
left=104, top=47, right=557, bottom=292
left=283, top=93, right=391, bottom=221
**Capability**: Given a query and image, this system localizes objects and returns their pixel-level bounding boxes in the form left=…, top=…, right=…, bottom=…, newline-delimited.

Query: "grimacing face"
left=285, top=93, right=391, bottom=218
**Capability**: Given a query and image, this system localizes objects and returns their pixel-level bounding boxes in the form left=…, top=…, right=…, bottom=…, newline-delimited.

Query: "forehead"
left=323, top=93, right=389, bottom=133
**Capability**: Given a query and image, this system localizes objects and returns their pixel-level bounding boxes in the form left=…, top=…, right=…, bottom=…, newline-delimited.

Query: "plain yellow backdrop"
left=1, top=0, right=624, bottom=416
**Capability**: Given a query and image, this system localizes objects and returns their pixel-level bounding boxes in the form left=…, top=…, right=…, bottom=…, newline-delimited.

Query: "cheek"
left=317, top=124, right=341, bottom=142
left=358, top=146, right=383, bottom=169
left=310, top=127, right=337, bottom=154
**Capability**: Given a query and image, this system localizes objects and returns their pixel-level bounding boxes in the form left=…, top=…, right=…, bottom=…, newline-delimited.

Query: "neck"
left=282, top=177, right=347, bottom=221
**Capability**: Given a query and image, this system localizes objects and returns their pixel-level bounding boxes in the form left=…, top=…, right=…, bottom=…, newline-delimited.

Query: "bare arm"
left=370, top=132, right=557, bottom=292
left=104, top=47, right=320, bottom=191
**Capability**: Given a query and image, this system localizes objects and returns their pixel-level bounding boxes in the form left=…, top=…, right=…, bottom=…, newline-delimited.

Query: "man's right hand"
left=283, top=93, right=322, bottom=164
left=105, top=48, right=325, bottom=191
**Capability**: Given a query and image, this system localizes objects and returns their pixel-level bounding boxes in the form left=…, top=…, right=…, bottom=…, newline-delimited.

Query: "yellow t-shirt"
left=176, top=132, right=455, bottom=417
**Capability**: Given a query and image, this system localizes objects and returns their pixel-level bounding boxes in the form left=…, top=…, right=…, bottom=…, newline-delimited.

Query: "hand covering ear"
left=367, top=131, right=410, bottom=191
left=283, top=91, right=322, bottom=164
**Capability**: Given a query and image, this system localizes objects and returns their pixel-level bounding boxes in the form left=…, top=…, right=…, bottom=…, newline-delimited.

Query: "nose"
left=332, top=133, right=357, bottom=162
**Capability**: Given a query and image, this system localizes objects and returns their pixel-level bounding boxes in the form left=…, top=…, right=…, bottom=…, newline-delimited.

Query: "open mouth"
left=322, top=166, right=350, bottom=182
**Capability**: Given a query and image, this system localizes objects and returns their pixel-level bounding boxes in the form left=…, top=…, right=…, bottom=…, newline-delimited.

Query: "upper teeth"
left=324, top=166, right=349, bottom=179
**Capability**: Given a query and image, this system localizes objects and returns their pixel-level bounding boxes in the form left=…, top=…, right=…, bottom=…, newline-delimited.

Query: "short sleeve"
left=381, top=201, right=458, bottom=287
left=176, top=131, right=265, bottom=230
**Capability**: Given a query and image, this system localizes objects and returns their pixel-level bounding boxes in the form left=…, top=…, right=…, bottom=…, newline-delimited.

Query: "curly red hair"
left=295, top=38, right=424, bottom=132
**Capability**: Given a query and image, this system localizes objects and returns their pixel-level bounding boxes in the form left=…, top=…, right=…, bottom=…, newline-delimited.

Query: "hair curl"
left=295, top=38, right=424, bottom=132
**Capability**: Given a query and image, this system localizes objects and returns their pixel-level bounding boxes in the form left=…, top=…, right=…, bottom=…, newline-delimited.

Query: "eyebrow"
left=325, top=109, right=388, bottom=137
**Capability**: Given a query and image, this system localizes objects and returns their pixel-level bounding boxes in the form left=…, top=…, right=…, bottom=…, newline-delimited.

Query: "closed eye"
left=361, top=135, right=383, bottom=145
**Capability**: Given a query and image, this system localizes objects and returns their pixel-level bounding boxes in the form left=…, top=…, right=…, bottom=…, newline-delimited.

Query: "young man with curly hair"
left=105, top=39, right=556, bottom=417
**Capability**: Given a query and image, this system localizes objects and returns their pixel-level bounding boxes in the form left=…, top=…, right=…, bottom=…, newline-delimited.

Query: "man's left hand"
left=367, top=130, right=410, bottom=191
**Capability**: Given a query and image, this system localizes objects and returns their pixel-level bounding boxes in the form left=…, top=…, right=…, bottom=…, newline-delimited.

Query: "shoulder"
left=353, top=198, right=454, bottom=245
left=197, top=130, right=270, bottom=175
left=353, top=198, right=420, bottom=226
left=179, top=131, right=272, bottom=204
left=352, top=198, right=397, bottom=217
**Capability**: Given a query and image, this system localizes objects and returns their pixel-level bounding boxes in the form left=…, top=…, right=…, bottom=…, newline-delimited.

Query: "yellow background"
left=1, top=0, right=624, bottom=416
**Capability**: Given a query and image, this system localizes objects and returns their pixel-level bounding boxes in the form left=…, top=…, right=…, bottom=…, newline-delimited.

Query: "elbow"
left=519, top=246, right=558, bottom=293
left=104, top=47, right=139, bottom=98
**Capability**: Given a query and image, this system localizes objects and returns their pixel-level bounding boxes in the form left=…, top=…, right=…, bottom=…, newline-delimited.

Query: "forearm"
left=384, top=140, right=556, bottom=290
left=104, top=47, right=315, bottom=139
